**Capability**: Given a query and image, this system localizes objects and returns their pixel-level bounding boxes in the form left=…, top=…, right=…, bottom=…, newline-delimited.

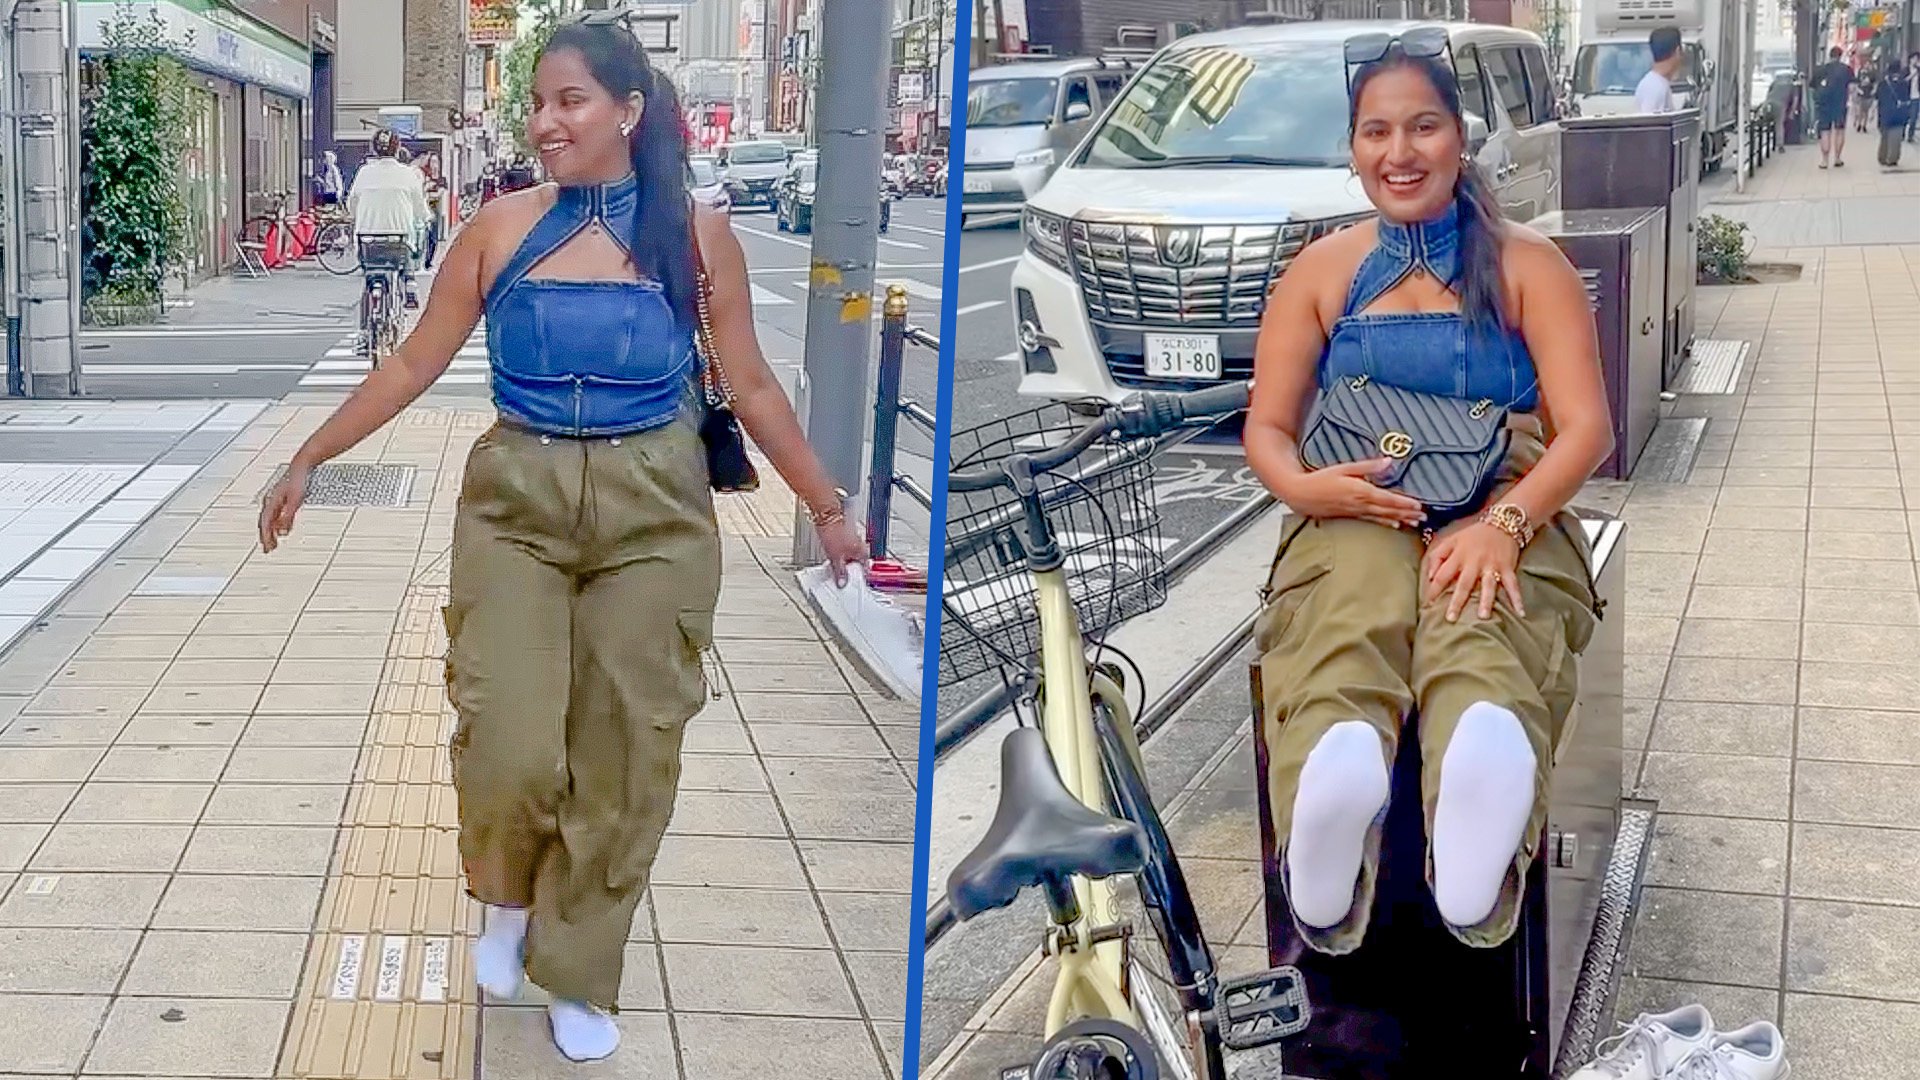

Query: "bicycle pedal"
left=1218, top=965, right=1310, bottom=1050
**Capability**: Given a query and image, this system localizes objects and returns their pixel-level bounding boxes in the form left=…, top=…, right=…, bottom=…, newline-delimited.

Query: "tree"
left=81, top=1, right=193, bottom=317
left=487, top=0, right=588, bottom=154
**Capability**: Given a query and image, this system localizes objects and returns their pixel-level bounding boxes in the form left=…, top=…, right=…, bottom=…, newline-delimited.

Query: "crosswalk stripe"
left=311, top=358, right=488, bottom=372
left=300, top=372, right=489, bottom=387
left=750, top=283, right=794, bottom=307
left=86, top=363, right=312, bottom=375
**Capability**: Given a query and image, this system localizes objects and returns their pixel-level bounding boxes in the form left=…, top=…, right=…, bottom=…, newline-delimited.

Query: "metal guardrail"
left=865, top=283, right=939, bottom=560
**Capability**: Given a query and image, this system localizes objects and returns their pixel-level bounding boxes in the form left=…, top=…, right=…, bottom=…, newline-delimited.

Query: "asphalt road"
left=54, top=195, right=954, bottom=407
left=937, top=211, right=1265, bottom=713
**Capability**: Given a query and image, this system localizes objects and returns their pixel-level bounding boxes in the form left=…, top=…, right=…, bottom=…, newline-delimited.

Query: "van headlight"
left=1022, top=207, right=1069, bottom=271
left=1014, top=148, right=1055, bottom=169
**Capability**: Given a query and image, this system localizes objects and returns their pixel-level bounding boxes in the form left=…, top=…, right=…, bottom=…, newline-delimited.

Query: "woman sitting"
left=1243, top=35, right=1611, bottom=956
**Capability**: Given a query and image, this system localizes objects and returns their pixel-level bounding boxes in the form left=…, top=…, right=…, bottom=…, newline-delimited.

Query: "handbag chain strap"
left=1345, top=373, right=1495, bottom=418
left=688, top=208, right=736, bottom=408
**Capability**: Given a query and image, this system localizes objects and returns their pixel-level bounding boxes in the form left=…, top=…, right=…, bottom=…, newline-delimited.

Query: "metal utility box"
left=1560, top=110, right=1702, bottom=386
left=1532, top=208, right=1669, bottom=481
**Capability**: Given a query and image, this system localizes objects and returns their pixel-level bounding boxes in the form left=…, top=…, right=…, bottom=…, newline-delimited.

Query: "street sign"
left=468, top=0, right=514, bottom=45
left=897, top=71, right=927, bottom=106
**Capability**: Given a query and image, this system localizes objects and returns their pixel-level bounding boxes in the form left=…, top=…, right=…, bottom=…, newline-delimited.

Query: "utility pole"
left=2, top=0, right=82, bottom=398
left=790, top=0, right=888, bottom=564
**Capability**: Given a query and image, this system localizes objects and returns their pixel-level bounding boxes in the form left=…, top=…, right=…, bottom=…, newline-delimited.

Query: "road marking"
left=83, top=325, right=348, bottom=338
left=312, top=358, right=486, bottom=372
left=419, top=938, right=450, bottom=1003
left=83, top=363, right=313, bottom=375
left=375, top=936, right=407, bottom=1001
left=879, top=237, right=928, bottom=250
left=300, top=371, right=489, bottom=387
left=891, top=222, right=948, bottom=238
left=732, top=222, right=814, bottom=250
left=961, top=254, right=1022, bottom=274
left=995, top=351, right=1020, bottom=363
left=750, top=282, right=794, bottom=307
left=955, top=300, right=1004, bottom=316
left=331, top=935, right=366, bottom=1000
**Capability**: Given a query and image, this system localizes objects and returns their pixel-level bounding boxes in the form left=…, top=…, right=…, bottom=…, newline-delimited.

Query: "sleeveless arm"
left=1244, top=238, right=1338, bottom=499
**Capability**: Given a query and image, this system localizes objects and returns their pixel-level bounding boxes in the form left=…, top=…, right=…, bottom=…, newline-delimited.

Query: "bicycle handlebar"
left=947, top=381, right=1251, bottom=494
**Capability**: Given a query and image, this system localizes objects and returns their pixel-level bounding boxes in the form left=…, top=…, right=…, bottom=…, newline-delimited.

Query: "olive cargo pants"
left=1254, top=426, right=1599, bottom=954
left=444, top=416, right=721, bottom=1010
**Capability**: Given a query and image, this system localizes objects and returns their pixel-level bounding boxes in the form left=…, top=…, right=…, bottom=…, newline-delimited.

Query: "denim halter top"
left=483, top=173, right=697, bottom=437
left=1318, top=199, right=1538, bottom=412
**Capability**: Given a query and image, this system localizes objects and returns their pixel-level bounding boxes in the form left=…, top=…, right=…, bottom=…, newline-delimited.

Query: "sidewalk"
left=0, top=401, right=917, bottom=1079
left=930, top=143, right=1920, bottom=1078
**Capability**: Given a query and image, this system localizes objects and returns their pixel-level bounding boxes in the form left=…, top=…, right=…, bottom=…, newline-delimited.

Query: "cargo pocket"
left=1254, top=520, right=1333, bottom=654
left=678, top=608, right=720, bottom=704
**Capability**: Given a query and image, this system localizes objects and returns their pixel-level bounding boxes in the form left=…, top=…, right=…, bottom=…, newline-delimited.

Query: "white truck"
left=1570, top=0, right=1742, bottom=172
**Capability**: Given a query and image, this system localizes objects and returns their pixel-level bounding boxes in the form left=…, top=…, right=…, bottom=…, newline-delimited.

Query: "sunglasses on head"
left=1344, top=26, right=1452, bottom=67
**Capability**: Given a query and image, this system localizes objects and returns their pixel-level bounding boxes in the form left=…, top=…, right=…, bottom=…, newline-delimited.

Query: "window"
left=1062, top=76, right=1093, bottom=119
left=1483, top=46, right=1534, bottom=127
left=1092, top=73, right=1130, bottom=108
left=1455, top=46, right=1497, bottom=132
left=1522, top=47, right=1556, bottom=122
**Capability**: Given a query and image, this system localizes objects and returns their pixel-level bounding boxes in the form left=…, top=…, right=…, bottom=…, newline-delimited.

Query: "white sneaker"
left=1570, top=1004, right=1716, bottom=1080
left=1673, top=1022, right=1789, bottom=1080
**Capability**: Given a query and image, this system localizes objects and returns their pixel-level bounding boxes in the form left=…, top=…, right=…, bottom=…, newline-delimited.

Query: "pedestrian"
left=416, top=151, right=445, bottom=268
left=1906, top=51, right=1919, bottom=143
left=315, top=149, right=345, bottom=206
left=1634, top=26, right=1684, bottom=113
left=1854, top=58, right=1877, bottom=133
left=1811, top=46, right=1853, bottom=167
left=256, top=13, right=866, bottom=1065
left=1243, top=35, right=1607, bottom=959
left=1876, top=59, right=1909, bottom=168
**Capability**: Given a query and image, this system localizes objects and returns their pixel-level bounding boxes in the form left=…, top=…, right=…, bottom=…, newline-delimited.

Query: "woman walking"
left=1244, top=34, right=1612, bottom=966
left=258, top=16, right=865, bottom=1063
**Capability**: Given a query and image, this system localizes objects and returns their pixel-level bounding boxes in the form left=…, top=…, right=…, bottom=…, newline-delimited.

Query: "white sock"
left=549, top=999, right=621, bottom=1062
left=1286, top=720, right=1390, bottom=929
left=473, top=904, right=529, bottom=1000
left=1431, top=701, right=1537, bottom=928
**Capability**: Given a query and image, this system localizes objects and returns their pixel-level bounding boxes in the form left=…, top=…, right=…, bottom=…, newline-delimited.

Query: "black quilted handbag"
left=1297, top=373, right=1510, bottom=525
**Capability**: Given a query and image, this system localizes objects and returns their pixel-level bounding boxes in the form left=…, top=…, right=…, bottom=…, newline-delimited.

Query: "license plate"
left=1142, top=333, right=1222, bottom=380
left=963, top=174, right=991, bottom=193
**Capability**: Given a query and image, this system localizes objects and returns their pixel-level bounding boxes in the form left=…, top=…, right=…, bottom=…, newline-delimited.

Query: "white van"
left=1008, top=21, right=1563, bottom=403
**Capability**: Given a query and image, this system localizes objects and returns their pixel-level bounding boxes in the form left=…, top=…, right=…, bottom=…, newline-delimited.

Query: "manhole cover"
left=269, top=463, right=416, bottom=508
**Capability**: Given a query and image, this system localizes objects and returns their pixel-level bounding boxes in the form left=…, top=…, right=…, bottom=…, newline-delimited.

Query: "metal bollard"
left=865, top=284, right=910, bottom=560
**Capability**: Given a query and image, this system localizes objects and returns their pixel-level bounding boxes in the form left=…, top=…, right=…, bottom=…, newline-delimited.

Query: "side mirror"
left=1065, top=100, right=1093, bottom=121
left=1464, top=113, right=1491, bottom=152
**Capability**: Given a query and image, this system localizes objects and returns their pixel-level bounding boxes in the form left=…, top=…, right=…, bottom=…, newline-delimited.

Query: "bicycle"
left=355, top=235, right=411, bottom=365
left=242, top=192, right=357, bottom=275
left=942, top=381, right=1309, bottom=1080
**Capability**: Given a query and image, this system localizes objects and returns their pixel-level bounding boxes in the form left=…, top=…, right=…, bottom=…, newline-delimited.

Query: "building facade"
left=77, top=0, right=338, bottom=281
left=333, top=0, right=471, bottom=201
left=892, top=0, right=956, bottom=150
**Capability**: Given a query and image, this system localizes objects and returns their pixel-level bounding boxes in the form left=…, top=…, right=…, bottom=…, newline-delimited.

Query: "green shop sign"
left=77, top=0, right=311, bottom=99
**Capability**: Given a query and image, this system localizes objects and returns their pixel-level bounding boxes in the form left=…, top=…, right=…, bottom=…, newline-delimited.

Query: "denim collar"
left=1374, top=198, right=1462, bottom=287
left=553, top=172, right=639, bottom=230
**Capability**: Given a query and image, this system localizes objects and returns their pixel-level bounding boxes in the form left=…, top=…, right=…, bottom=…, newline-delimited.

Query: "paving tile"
left=221, top=746, right=359, bottom=784
left=0, top=992, right=111, bottom=1073
left=665, top=790, right=786, bottom=838
left=677, top=754, right=770, bottom=793
left=1646, top=814, right=1789, bottom=895
left=151, top=874, right=324, bottom=932
left=84, top=996, right=289, bottom=1076
left=0, top=783, right=76, bottom=822
left=1671, top=617, right=1799, bottom=660
left=1640, top=752, right=1791, bottom=819
left=662, top=942, right=860, bottom=1017
left=29, top=823, right=190, bottom=873
left=1787, top=898, right=1920, bottom=1001
left=0, top=823, right=51, bottom=872
left=1794, top=761, right=1920, bottom=828
left=819, top=891, right=913, bottom=952
left=92, top=745, right=231, bottom=783
left=178, top=826, right=336, bottom=876
left=0, top=927, right=140, bottom=992
left=1802, top=586, right=1920, bottom=625
left=766, top=757, right=911, bottom=798
left=136, top=682, right=264, bottom=714
left=650, top=884, right=833, bottom=949
left=778, top=793, right=916, bottom=842
left=481, top=1009, right=677, bottom=1078
left=200, top=783, right=347, bottom=826
left=1781, top=993, right=1920, bottom=1080
left=1683, top=584, right=1801, bottom=621
left=175, top=633, right=289, bottom=660
left=237, top=715, right=369, bottom=747
left=1791, top=822, right=1920, bottom=906
left=1613, top=976, right=1781, bottom=1029
left=1797, top=707, right=1920, bottom=765
left=1628, top=887, right=1783, bottom=989
left=113, top=714, right=246, bottom=746
left=61, top=782, right=213, bottom=824
left=120, top=930, right=308, bottom=998
left=0, top=872, right=169, bottom=929
left=677, top=1013, right=887, bottom=1078
left=0, top=714, right=128, bottom=745
left=1647, top=701, right=1794, bottom=757
left=0, top=745, right=105, bottom=782
left=254, top=681, right=376, bottom=715
left=651, top=835, right=809, bottom=890
left=1662, top=656, right=1799, bottom=705
left=1799, top=659, right=1920, bottom=712
left=846, top=949, right=909, bottom=1022
left=159, top=658, right=276, bottom=685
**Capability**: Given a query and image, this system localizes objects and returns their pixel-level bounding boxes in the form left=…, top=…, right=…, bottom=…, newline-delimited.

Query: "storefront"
left=77, top=0, right=315, bottom=280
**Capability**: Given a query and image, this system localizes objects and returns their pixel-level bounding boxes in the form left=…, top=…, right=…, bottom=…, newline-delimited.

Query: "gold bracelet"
left=808, top=488, right=850, bottom=529
left=1479, top=503, right=1536, bottom=546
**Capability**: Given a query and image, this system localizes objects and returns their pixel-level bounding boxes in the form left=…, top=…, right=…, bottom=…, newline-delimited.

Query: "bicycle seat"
left=948, top=727, right=1148, bottom=919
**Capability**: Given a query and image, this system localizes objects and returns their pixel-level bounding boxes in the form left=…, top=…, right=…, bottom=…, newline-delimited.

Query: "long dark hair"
left=541, top=22, right=696, bottom=324
left=1349, top=51, right=1508, bottom=329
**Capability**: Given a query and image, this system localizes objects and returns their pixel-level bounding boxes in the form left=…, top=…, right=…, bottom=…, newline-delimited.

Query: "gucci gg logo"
left=1379, top=431, right=1413, bottom=459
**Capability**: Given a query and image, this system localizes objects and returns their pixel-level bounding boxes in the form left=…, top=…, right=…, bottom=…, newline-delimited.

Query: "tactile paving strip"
left=265, top=462, right=418, bottom=508
left=277, top=583, right=479, bottom=1080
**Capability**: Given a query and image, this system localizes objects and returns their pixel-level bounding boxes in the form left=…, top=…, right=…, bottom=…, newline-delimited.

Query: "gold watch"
left=1479, top=503, right=1535, bottom=546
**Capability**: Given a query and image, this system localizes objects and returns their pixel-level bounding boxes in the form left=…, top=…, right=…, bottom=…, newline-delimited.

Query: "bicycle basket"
left=939, top=402, right=1168, bottom=686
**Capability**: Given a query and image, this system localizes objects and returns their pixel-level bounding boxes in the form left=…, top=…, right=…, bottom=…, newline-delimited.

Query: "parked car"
left=960, top=57, right=1136, bottom=224
left=1008, top=20, right=1564, bottom=403
left=687, top=155, right=729, bottom=212
left=714, top=139, right=790, bottom=210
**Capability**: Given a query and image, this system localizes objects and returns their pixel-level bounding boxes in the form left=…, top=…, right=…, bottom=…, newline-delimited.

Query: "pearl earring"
left=620, top=122, right=634, bottom=137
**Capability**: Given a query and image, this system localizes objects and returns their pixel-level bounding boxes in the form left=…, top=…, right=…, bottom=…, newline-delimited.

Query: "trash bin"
left=1560, top=110, right=1702, bottom=387
left=1530, top=208, right=1668, bottom=481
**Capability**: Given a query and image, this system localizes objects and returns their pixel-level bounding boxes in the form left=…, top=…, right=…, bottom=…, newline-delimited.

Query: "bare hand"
left=258, top=465, right=309, bottom=554
left=1422, top=520, right=1524, bottom=621
left=818, top=518, right=870, bottom=587
left=1280, top=458, right=1426, bottom=529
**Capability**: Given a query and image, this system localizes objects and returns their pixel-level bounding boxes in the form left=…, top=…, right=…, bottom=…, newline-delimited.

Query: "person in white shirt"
left=1634, top=27, right=1685, bottom=113
left=348, top=129, right=431, bottom=309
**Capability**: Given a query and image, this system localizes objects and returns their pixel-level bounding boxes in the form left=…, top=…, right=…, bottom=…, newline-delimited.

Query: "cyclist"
left=348, top=128, right=431, bottom=310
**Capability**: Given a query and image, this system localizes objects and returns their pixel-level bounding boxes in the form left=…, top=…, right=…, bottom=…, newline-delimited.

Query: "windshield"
left=727, top=143, right=787, bottom=164
left=1079, top=42, right=1350, bottom=169
left=688, top=159, right=718, bottom=186
left=1573, top=42, right=1698, bottom=95
left=968, top=77, right=1059, bottom=128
